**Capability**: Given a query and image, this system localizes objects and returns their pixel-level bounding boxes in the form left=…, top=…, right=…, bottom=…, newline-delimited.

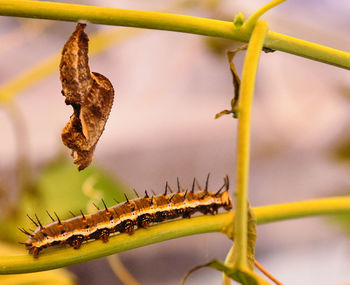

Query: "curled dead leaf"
left=60, top=23, right=114, bottom=170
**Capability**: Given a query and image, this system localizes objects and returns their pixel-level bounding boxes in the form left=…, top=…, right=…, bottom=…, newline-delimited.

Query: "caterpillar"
left=19, top=176, right=233, bottom=258
left=60, top=23, right=114, bottom=171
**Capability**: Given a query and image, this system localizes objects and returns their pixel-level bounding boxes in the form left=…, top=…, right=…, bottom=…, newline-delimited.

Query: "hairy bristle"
left=205, top=173, right=210, bottom=191
left=124, top=193, right=129, bottom=203
left=191, top=178, right=195, bottom=192
left=169, top=194, right=175, bottom=203
left=54, top=212, right=61, bottom=224
left=46, top=210, right=55, bottom=222
left=102, top=199, right=109, bottom=212
left=80, top=210, right=86, bottom=221
left=164, top=182, right=169, bottom=195
left=35, top=214, right=43, bottom=229
left=18, top=227, right=32, bottom=236
left=27, top=214, right=38, bottom=227
left=177, top=177, right=181, bottom=193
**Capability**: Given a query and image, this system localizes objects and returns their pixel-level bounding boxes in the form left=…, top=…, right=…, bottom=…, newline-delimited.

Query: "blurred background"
left=0, top=0, right=350, bottom=284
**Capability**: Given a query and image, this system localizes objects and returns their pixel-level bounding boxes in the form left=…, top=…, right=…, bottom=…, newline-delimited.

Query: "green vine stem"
left=233, top=20, right=268, bottom=270
left=0, top=196, right=349, bottom=274
left=243, top=0, right=285, bottom=32
left=0, top=0, right=349, bottom=70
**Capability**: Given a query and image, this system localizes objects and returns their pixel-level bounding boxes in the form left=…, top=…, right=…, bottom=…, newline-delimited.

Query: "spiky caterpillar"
left=19, top=177, right=233, bottom=258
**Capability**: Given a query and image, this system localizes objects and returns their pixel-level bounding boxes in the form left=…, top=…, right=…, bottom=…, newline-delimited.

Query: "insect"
left=19, top=175, right=232, bottom=258
left=60, top=23, right=114, bottom=171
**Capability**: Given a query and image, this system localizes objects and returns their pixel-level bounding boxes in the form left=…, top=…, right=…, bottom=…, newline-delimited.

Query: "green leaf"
left=247, top=206, right=257, bottom=270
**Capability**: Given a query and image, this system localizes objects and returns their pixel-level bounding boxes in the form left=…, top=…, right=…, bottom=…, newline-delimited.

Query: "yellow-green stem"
left=233, top=20, right=268, bottom=269
left=0, top=1, right=349, bottom=70
left=243, top=0, right=286, bottom=31
left=223, top=246, right=235, bottom=285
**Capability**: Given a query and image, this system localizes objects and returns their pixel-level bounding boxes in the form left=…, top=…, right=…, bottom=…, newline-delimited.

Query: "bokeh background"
left=1, top=0, right=350, bottom=284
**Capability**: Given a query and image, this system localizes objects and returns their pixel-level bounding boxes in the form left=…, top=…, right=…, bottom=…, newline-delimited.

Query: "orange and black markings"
left=60, top=23, right=114, bottom=171
left=19, top=176, right=233, bottom=258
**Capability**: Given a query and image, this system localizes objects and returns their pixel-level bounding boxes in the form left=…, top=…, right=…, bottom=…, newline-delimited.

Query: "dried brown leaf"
left=60, top=23, right=114, bottom=170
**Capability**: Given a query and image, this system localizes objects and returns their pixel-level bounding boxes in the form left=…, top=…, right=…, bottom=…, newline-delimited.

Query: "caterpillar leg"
left=69, top=235, right=84, bottom=249
left=99, top=229, right=110, bottom=243
left=138, top=214, right=152, bottom=228
left=122, top=220, right=135, bottom=235
left=30, top=247, right=41, bottom=258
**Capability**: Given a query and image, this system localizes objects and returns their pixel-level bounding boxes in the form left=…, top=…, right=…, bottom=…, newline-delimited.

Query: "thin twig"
left=107, top=255, right=139, bottom=285
left=254, top=259, right=283, bottom=285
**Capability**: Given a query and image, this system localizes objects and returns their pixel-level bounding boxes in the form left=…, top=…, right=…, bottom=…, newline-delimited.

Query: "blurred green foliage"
left=0, top=154, right=131, bottom=245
